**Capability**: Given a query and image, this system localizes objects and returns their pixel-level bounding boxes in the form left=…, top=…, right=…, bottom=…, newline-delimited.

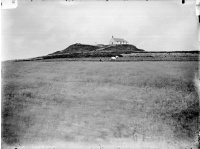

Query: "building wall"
left=109, top=38, right=128, bottom=45
left=109, top=38, right=116, bottom=45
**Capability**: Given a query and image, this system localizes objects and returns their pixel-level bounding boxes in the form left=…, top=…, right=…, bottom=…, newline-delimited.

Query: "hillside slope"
left=99, top=44, right=144, bottom=53
left=48, top=43, right=144, bottom=56
left=49, top=43, right=98, bottom=55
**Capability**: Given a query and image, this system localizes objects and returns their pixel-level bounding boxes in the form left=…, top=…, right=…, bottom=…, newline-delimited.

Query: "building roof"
left=113, top=37, right=128, bottom=43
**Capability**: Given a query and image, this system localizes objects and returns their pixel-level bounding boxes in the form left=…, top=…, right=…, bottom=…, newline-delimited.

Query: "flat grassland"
left=2, top=61, right=199, bottom=149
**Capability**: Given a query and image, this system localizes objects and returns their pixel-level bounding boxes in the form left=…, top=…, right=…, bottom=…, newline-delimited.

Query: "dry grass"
left=1, top=61, right=199, bottom=149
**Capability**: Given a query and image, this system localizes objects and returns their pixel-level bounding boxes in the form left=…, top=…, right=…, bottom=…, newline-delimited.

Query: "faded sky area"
left=1, top=0, right=199, bottom=60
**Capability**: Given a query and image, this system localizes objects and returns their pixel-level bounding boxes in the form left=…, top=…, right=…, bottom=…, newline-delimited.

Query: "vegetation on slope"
left=49, top=43, right=98, bottom=55
left=100, top=44, right=144, bottom=52
left=45, top=43, right=144, bottom=59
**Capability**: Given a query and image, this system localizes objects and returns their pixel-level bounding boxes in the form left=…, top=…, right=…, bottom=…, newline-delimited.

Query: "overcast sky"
left=1, top=0, right=199, bottom=60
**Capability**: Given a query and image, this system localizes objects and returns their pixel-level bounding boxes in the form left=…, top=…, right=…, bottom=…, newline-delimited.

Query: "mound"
left=49, top=43, right=99, bottom=55
left=49, top=43, right=144, bottom=55
left=36, top=43, right=145, bottom=60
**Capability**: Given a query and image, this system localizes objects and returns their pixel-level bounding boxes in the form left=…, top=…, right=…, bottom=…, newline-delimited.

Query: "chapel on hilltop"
left=109, top=36, right=128, bottom=45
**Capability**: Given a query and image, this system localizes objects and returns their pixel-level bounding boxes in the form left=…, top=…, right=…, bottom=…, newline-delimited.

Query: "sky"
left=1, top=0, right=199, bottom=60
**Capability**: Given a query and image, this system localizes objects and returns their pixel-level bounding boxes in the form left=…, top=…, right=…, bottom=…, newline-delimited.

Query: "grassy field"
left=1, top=61, right=199, bottom=149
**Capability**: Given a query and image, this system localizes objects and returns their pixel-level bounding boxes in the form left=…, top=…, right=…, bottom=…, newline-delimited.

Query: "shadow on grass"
left=2, top=83, right=35, bottom=145
left=171, top=102, right=199, bottom=140
left=159, top=100, right=199, bottom=141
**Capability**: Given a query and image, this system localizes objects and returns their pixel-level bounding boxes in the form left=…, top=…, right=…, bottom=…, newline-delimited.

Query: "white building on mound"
left=109, top=36, right=128, bottom=45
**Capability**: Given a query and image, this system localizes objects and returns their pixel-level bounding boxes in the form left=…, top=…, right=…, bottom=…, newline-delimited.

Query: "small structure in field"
left=111, top=56, right=119, bottom=61
left=109, top=36, right=128, bottom=45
